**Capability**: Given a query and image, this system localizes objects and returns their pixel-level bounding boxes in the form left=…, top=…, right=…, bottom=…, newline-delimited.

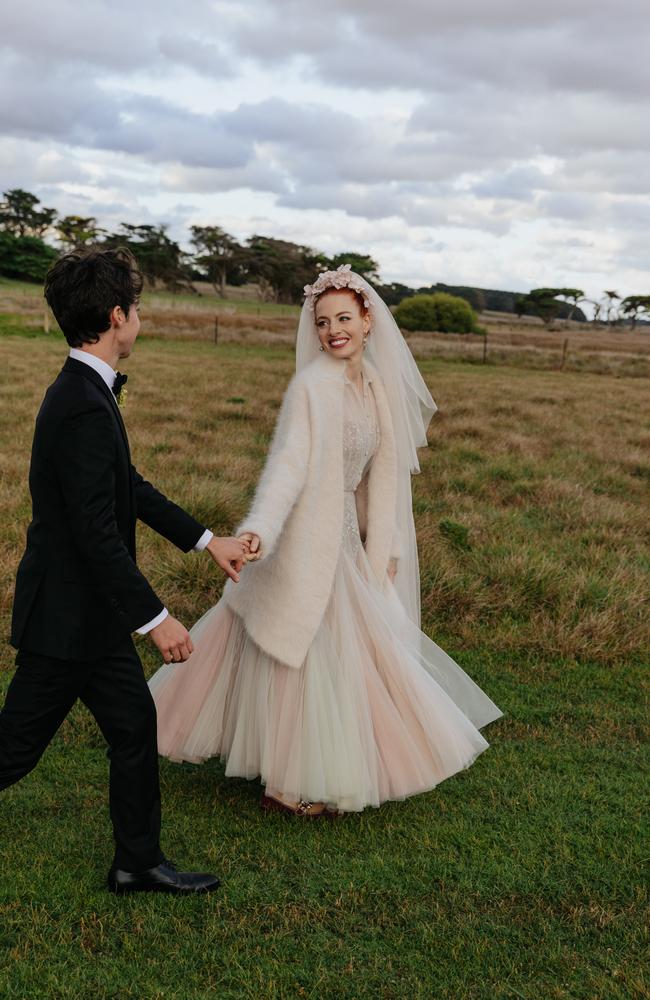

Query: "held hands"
left=150, top=615, right=193, bottom=664
left=238, top=532, right=261, bottom=561
left=150, top=535, right=256, bottom=665
left=205, top=535, right=251, bottom=582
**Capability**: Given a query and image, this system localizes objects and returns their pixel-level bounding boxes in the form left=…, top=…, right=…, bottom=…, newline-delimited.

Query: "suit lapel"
left=107, top=392, right=132, bottom=464
left=62, top=357, right=132, bottom=463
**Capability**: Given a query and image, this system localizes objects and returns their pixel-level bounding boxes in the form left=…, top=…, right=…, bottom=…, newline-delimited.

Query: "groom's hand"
left=206, top=536, right=249, bottom=582
left=238, top=533, right=261, bottom=561
left=150, top=616, right=194, bottom=664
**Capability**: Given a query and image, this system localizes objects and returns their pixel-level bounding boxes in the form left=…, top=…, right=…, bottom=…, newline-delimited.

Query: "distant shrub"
left=394, top=292, right=479, bottom=334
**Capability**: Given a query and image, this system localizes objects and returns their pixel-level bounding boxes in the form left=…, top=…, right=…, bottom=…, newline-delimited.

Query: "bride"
left=149, top=265, right=503, bottom=816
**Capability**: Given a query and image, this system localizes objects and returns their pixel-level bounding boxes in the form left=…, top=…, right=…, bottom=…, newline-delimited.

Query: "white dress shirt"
left=68, top=349, right=213, bottom=634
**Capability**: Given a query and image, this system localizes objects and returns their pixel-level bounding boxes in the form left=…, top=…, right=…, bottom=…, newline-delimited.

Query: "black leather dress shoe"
left=107, top=859, right=220, bottom=895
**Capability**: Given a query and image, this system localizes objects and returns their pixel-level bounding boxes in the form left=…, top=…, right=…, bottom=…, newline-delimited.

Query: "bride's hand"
left=206, top=536, right=250, bottom=582
left=238, top=532, right=261, bottom=561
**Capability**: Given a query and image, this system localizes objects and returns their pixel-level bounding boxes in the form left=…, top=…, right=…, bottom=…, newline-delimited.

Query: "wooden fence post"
left=560, top=337, right=569, bottom=370
left=482, top=332, right=488, bottom=364
left=44, top=308, right=51, bottom=334
left=214, top=315, right=219, bottom=345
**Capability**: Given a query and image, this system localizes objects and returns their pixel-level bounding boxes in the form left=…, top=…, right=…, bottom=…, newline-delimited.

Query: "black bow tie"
left=112, top=372, right=128, bottom=397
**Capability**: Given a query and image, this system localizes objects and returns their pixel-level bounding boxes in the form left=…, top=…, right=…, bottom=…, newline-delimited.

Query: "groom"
left=0, top=246, right=248, bottom=894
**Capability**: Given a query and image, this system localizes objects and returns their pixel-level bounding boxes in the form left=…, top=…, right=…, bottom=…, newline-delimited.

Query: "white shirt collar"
left=69, top=348, right=117, bottom=391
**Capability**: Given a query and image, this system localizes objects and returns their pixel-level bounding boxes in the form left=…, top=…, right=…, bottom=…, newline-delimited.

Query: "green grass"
left=0, top=312, right=59, bottom=339
left=0, top=275, right=301, bottom=317
left=147, top=287, right=299, bottom=317
left=0, top=336, right=648, bottom=999
left=0, top=276, right=43, bottom=295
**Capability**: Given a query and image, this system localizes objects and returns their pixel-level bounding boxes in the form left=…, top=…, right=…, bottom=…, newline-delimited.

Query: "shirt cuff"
left=136, top=607, right=169, bottom=636
left=193, top=529, right=213, bottom=552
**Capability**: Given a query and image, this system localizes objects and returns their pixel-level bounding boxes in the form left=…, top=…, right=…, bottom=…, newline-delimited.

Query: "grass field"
left=0, top=327, right=648, bottom=999
left=2, top=275, right=650, bottom=377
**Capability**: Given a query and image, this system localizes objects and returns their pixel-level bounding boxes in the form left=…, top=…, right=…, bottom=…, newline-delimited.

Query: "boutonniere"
left=112, top=372, right=128, bottom=408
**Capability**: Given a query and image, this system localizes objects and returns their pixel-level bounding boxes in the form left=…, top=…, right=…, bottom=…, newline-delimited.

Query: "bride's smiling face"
left=315, top=289, right=370, bottom=362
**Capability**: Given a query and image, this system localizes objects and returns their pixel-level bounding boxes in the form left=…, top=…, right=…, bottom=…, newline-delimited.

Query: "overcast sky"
left=2, top=0, right=649, bottom=298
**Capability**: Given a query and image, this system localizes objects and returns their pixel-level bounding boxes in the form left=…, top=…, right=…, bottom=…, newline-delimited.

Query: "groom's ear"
left=109, top=304, right=125, bottom=328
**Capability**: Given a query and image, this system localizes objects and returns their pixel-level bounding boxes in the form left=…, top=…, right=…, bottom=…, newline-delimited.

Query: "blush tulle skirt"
left=148, top=546, right=503, bottom=812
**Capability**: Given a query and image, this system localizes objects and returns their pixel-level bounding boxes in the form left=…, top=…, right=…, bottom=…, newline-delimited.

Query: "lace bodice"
left=342, top=370, right=380, bottom=555
left=343, top=370, right=380, bottom=490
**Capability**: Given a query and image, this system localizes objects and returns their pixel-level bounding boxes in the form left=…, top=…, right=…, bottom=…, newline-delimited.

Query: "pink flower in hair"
left=303, top=264, right=371, bottom=313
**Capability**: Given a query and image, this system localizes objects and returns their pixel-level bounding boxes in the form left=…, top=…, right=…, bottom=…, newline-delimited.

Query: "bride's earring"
left=319, top=345, right=325, bottom=352
left=363, top=336, right=368, bottom=348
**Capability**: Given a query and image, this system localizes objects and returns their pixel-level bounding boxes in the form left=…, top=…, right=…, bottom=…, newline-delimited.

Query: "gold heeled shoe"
left=260, top=794, right=341, bottom=819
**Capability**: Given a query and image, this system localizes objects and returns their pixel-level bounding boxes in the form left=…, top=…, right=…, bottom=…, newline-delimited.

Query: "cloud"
left=156, top=35, right=235, bottom=79
left=224, top=98, right=363, bottom=149
left=160, top=160, right=289, bottom=196
left=469, top=165, right=549, bottom=201
left=0, top=53, right=252, bottom=167
left=228, top=0, right=650, bottom=98
left=536, top=191, right=604, bottom=223
left=0, top=137, right=93, bottom=188
left=1, top=0, right=650, bottom=298
left=2, top=0, right=230, bottom=78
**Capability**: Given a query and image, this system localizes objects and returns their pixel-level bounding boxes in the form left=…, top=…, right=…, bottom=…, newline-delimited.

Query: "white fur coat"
left=222, top=351, right=398, bottom=669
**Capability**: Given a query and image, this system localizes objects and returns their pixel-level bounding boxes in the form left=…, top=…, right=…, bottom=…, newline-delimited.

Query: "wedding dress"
left=149, top=368, right=503, bottom=812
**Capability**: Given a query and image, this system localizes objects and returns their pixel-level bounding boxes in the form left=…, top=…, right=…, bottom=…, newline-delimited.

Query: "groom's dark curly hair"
left=44, top=245, right=143, bottom=348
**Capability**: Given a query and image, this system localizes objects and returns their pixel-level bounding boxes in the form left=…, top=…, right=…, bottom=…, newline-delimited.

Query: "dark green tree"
left=514, top=293, right=529, bottom=319
left=189, top=225, right=241, bottom=296
left=374, top=282, right=413, bottom=306
left=621, top=295, right=650, bottom=329
left=105, top=224, right=189, bottom=290
left=57, top=215, right=104, bottom=247
left=326, top=253, right=381, bottom=285
left=244, top=236, right=322, bottom=303
left=521, top=288, right=566, bottom=328
left=0, top=231, right=57, bottom=282
left=0, top=188, right=57, bottom=237
left=555, top=288, right=585, bottom=322
left=424, top=283, right=486, bottom=312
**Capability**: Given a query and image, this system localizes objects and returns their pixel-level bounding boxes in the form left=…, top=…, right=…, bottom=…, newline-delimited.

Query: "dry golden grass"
left=1, top=335, right=648, bottom=671
left=405, top=312, right=650, bottom=377
left=135, top=302, right=650, bottom=378
left=3, top=277, right=650, bottom=376
left=414, top=364, right=649, bottom=662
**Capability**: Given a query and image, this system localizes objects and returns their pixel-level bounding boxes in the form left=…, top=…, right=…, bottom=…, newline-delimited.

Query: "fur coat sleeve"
left=235, top=375, right=310, bottom=558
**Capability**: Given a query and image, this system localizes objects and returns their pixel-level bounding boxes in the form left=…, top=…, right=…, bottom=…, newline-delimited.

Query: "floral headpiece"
left=303, top=264, right=372, bottom=313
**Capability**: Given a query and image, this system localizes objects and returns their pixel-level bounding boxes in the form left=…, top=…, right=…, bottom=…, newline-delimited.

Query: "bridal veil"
left=298, top=265, right=437, bottom=626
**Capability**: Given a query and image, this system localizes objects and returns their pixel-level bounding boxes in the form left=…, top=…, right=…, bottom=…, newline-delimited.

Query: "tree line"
left=513, top=287, right=650, bottom=330
left=0, top=188, right=379, bottom=304
left=1, top=188, right=648, bottom=327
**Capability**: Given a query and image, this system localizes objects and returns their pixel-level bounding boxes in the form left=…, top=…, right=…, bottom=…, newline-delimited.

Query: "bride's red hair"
left=315, top=286, right=369, bottom=317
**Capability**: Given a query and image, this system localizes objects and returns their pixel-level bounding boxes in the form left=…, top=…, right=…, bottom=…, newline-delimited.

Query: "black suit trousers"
left=0, top=639, right=163, bottom=872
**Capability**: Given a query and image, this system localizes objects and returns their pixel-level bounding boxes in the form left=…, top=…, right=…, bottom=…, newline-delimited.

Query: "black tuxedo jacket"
left=11, top=357, right=206, bottom=660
